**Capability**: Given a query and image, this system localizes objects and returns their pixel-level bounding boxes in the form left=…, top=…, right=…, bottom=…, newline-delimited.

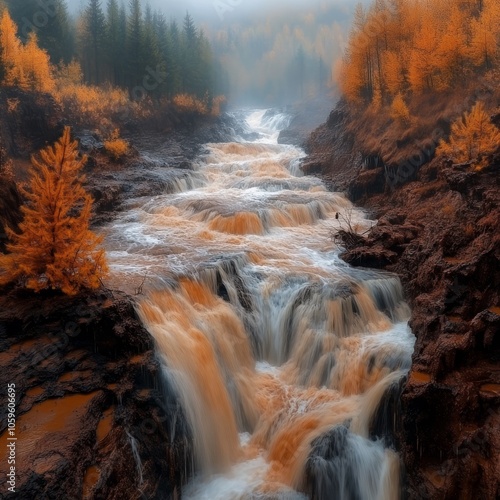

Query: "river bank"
left=305, top=102, right=500, bottom=499
left=0, top=109, right=418, bottom=499
left=3, top=101, right=496, bottom=499
left=0, top=99, right=239, bottom=498
left=0, top=288, right=192, bottom=498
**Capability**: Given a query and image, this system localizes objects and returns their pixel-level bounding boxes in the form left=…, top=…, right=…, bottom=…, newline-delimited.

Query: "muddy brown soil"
left=0, top=289, right=192, bottom=499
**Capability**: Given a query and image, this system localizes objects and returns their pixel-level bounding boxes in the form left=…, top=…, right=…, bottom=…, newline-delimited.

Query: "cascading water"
left=103, top=110, right=415, bottom=499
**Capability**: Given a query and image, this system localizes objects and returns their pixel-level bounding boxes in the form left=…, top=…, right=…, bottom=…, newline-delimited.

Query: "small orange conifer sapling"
left=437, top=101, right=500, bottom=167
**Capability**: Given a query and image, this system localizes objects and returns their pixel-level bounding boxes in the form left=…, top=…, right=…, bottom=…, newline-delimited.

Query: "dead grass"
left=411, top=182, right=442, bottom=200
left=464, top=223, right=475, bottom=238
left=441, top=203, right=456, bottom=217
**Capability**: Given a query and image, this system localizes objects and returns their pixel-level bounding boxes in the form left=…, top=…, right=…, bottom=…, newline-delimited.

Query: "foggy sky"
left=69, top=0, right=359, bottom=23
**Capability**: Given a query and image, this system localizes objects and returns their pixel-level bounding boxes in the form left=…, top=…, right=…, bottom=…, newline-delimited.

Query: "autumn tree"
left=408, top=19, right=441, bottom=92
left=469, top=0, right=500, bottom=69
left=390, top=92, right=410, bottom=123
left=5, top=0, right=73, bottom=63
left=21, top=32, right=54, bottom=92
left=338, top=0, right=499, bottom=103
left=0, top=10, right=54, bottom=92
left=437, top=102, right=500, bottom=166
left=0, top=9, right=24, bottom=86
left=0, top=127, right=108, bottom=295
left=437, top=6, right=469, bottom=86
left=382, top=50, right=403, bottom=96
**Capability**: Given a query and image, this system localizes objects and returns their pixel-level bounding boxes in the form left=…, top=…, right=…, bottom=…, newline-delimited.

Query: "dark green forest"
left=4, top=0, right=227, bottom=100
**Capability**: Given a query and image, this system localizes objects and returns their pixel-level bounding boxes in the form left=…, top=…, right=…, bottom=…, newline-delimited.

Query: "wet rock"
left=348, top=167, right=386, bottom=202
left=442, top=164, right=478, bottom=194
left=77, top=131, right=104, bottom=153
left=304, top=102, right=361, bottom=193
left=341, top=246, right=399, bottom=268
left=304, top=424, right=396, bottom=500
left=84, top=114, right=236, bottom=225
left=369, top=378, right=406, bottom=448
left=304, top=425, right=354, bottom=500
left=0, top=290, right=193, bottom=499
left=0, top=88, right=63, bottom=158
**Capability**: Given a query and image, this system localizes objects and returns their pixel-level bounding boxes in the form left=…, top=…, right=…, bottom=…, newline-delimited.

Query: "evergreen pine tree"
left=82, top=0, right=106, bottom=84
left=117, top=2, right=127, bottom=87
left=167, top=19, right=182, bottom=97
left=181, top=12, right=199, bottom=95
left=127, top=0, right=144, bottom=93
left=105, top=0, right=122, bottom=85
left=39, top=0, right=74, bottom=63
left=153, top=11, right=171, bottom=96
left=142, top=4, right=162, bottom=97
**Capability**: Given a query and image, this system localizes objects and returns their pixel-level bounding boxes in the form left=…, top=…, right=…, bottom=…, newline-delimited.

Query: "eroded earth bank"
left=305, top=101, right=500, bottom=500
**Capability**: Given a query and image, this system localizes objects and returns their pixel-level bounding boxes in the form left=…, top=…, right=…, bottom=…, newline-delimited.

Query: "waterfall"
left=126, top=431, right=144, bottom=486
left=104, top=109, right=415, bottom=499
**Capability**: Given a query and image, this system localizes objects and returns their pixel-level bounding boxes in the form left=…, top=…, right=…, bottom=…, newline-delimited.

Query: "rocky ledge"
left=307, top=104, right=500, bottom=499
left=82, top=114, right=238, bottom=226
left=0, top=289, right=192, bottom=499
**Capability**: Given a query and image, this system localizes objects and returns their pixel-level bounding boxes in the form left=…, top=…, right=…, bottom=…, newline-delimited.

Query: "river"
left=104, top=110, right=415, bottom=499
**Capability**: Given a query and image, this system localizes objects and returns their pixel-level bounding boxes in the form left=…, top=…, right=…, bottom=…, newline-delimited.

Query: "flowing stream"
left=104, top=110, right=415, bottom=499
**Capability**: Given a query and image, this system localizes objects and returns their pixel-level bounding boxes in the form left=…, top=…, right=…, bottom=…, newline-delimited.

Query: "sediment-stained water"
left=104, top=109, right=415, bottom=499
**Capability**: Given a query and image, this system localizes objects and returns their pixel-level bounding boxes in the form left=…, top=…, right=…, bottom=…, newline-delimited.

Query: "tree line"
left=339, top=0, right=500, bottom=105
left=1, top=0, right=225, bottom=100
left=210, top=7, right=344, bottom=105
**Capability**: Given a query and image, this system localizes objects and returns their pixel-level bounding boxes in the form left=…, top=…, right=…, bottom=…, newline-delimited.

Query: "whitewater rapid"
left=103, top=109, right=415, bottom=499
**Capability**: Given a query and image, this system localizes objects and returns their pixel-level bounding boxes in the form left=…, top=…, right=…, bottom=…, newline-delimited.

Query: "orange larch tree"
left=0, top=127, right=108, bottom=295
left=20, top=32, right=54, bottom=93
left=338, top=0, right=498, bottom=104
left=382, top=50, right=403, bottom=96
left=469, top=0, right=500, bottom=69
left=437, top=5, right=470, bottom=87
left=0, top=10, right=54, bottom=92
left=408, top=19, right=441, bottom=92
left=0, top=9, right=25, bottom=87
left=437, top=101, right=500, bottom=166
